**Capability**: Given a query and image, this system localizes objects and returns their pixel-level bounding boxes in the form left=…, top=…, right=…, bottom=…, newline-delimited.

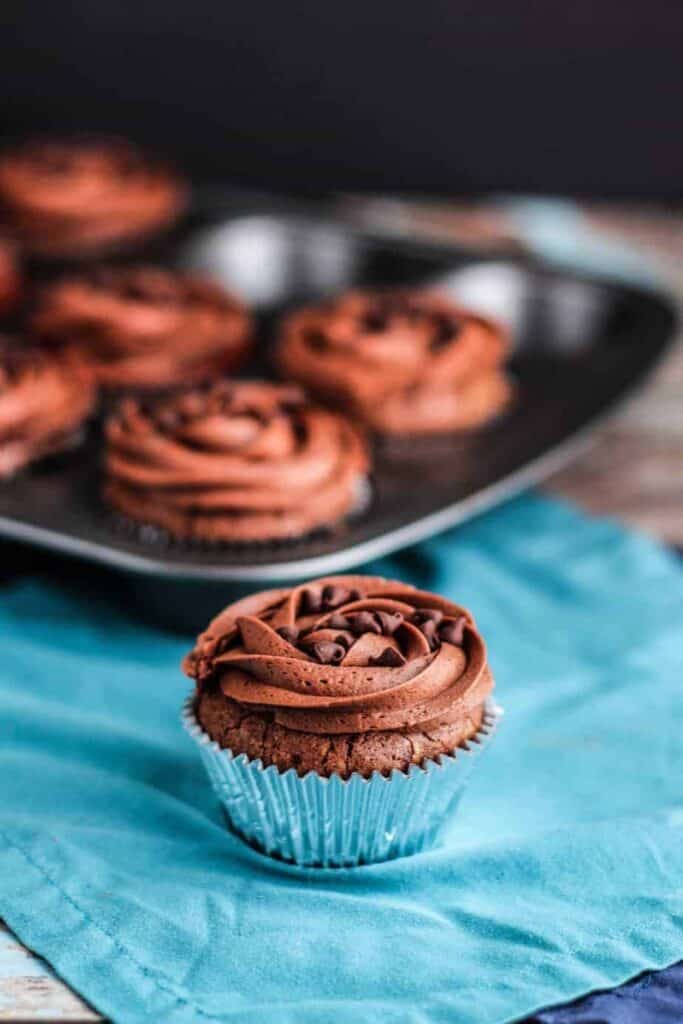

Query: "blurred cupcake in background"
left=0, top=340, right=96, bottom=478
left=31, top=266, right=251, bottom=391
left=104, top=381, right=369, bottom=543
left=278, top=288, right=511, bottom=435
left=183, top=574, right=500, bottom=866
left=0, top=137, right=186, bottom=256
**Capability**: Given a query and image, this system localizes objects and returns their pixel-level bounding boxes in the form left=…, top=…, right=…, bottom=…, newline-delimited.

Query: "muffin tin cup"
left=182, top=695, right=502, bottom=868
left=109, top=474, right=374, bottom=556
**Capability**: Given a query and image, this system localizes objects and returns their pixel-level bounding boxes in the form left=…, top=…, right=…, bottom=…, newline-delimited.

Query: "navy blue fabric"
left=527, top=961, right=683, bottom=1023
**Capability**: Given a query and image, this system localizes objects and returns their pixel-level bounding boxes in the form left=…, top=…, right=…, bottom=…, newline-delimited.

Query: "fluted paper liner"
left=182, top=695, right=502, bottom=867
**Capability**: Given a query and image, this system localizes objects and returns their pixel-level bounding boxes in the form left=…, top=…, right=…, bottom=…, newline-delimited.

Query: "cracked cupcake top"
left=32, top=266, right=251, bottom=390
left=104, top=381, right=369, bottom=543
left=278, top=288, right=511, bottom=434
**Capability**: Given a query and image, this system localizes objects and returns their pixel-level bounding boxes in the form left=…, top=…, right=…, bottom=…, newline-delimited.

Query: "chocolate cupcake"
left=31, top=266, right=251, bottom=391
left=0, top=138, right=186, bottom=255
left=278, top=289, right=511, bottom=435
left=183, top=575, right=500, bottom=865
left=0, top=341, right=96, bottom=478
left=104, top=381, right=369, bottom=543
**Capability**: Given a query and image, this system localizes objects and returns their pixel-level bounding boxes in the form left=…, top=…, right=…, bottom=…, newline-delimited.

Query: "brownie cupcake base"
left=183, top=695, right=501, bottom=867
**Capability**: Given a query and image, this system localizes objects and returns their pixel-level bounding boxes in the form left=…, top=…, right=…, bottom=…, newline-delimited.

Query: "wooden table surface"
left=1, top=203, right=682, bottom=1022
left=548, top=204, right=683, bottom=545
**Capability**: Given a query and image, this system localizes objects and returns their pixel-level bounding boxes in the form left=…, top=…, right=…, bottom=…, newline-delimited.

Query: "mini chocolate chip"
left=363, top=311, right=389, bottom=332
left=411, top=608, right=444, bottom=626
left=216, top=635, right=234, bottom=655
left=375, top=611, right=403, bottom=635
left=276, top=626, right=299, bottom=645
left=369, top=647, right=406, bottom=667
left=201, top=637, right=219, bottom=658
left=321, top=584, right=353, bottom=610
left=156, top=409, right=179, bottom=431
left=306, top=641, right=345, bottom=665
left=438, top=616, right=466, bottom=646
left=430, top=314, right=461, bottom=350
left=300, top=588, right=322, bottom=614
left=417, top=618, right=439, bottom=649
left=122, top=283, right=148, bottom=301
left=177, top=393, right=206, bottom=419
left=304, top=328, right=327, bottom=350
left=347, top=611, right=381, bottom=635
left=327, top=613, right=350, bottom=630
left=90, top=267, right=117, bottom=289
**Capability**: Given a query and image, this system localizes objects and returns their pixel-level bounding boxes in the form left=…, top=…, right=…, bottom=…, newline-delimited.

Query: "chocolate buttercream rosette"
left=183, top=575, right=501, bottom=866
left=32, top=266, right=251, bottom=391
left=0, top=340, right=96, bottom=478
left=278, top=288, right=512, bottom=435
left=0, top=138, right=186, bottom=256
left=104, top=382, right=370, bottom=545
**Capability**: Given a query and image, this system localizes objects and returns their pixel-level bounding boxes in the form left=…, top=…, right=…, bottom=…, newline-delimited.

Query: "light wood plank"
left=0, top=922, right=100, bottom=1021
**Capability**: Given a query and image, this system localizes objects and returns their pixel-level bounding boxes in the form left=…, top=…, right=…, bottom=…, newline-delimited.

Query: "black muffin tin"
left=1, top=192, right=677, bottom=589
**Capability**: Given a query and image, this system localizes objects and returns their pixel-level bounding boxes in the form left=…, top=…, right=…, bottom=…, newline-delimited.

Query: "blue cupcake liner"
left=182, top=695, right=502, bottom=868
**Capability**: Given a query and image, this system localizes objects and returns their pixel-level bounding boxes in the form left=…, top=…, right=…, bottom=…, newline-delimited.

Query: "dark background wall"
left=1, top=1, right=681, bottom=197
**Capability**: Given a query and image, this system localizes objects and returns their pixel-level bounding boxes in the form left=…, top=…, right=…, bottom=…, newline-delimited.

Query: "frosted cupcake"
left=104, top=381, right=369, bottom=543
left=183, top=575, right=500, bottom=866
left=32, top=266, right=251, bottom=391
left=0, top=340, right=96, bottom=478
left=278, top=288, right=511, bottom=435
left=0, top=138, right=186, bottom=256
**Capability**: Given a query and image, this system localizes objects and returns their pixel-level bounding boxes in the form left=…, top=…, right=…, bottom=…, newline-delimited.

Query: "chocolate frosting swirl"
left=185, top=574, right=493, bottom=745
left=0, top=341, right=95, bottom=478
left=105, top=382, right=369, bottom=542
left=278, top=289, right=511, bottom=434
left=0, top=138, right=185, bottom=254
left=32, top=266, right=251, bottom=390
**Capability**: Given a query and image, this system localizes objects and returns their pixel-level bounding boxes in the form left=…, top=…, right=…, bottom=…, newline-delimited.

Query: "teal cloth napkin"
left=1, top=494, right=682, bottom=1024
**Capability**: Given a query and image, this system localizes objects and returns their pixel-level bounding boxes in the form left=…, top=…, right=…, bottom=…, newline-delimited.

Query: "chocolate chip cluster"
left=357, top=292, right=463, bottom=352
left=88, top=266, right=186, bottom=304
left=304, top=291, right=463, bottom=354
left=85, top=266, right=237, bottom=312
left=274, top=582, right=466, bottom=666
left=142, top=380, right=303, bottom=435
